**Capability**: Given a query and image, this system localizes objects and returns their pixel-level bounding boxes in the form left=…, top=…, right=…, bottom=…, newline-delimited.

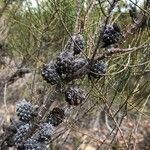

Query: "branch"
left=125, top=1, right=150, bottom=38
left=94, top=43, right=149, bottom=62
left=74, top=0, right=82, bottom=33
left=90, top=0, right=120, bottom=64
left=70, top=43, right=149, bottom=81
left=82, top=0, right=96, bottom=31
left=6, top=68, right=31, bottom=86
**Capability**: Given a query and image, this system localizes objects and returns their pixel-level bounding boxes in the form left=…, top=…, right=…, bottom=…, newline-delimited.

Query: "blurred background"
left=0, top=0, right=149, bottom=149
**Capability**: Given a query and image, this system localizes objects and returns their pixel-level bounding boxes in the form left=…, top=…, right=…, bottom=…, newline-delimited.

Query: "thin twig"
left=70, top=43, right=149, bottom=81
left=90, top=0, right=120, bottom=64
left=133, top=94, right=150, bottom=150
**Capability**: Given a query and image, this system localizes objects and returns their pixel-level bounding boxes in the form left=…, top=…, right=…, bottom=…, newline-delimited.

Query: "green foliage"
left=0, top=0, right=149, bottom=149
left=5, top=0, right=76, bottom=65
